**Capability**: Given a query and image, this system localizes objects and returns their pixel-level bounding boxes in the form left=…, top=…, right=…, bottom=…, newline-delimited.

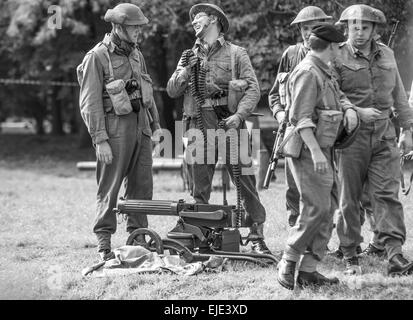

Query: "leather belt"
left=360, top=107, right=393, bottom=121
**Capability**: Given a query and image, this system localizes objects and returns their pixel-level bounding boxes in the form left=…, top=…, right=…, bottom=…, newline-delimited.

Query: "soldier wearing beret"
left=277, top=24, right=359, bottom=290
left=167, top=3, right=271, bottom=254
left=332, top=4, right=413, bottom=276
left=268, top=6, right=333, bottom=228
left=77, top=3, right=160, bottom=261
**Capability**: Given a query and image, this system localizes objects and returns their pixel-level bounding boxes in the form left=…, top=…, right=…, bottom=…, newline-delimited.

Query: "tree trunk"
left=70, top=86, right=80, bottom=134
left=50, top=87, right=64, bottom=135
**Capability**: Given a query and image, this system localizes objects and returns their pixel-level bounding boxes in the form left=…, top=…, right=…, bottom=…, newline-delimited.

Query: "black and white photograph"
left=1, top=0, right=413, bottom=306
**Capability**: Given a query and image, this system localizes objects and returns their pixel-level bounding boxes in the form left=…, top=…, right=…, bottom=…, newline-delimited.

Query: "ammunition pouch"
left=315, top=109, right=343, bottom=149
left=280, top=125, right=303, bottom=159
left=105, top=79, right=133, bottom=115
left=141, top=73, right=154, bottom=108
left=228, top=79, right=248, bottom=114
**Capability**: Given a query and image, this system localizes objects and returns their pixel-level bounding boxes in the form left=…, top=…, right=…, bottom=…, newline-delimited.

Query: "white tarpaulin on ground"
left=82, top=245, right=226, bottom=278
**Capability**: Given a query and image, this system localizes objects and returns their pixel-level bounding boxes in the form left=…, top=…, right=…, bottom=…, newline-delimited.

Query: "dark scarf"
left=110, top=31, right=136, bottom=56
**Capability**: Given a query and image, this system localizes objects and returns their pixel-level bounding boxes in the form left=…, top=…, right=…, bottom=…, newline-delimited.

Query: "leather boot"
left=98, top=249, right=115, bottom=261
left=96, top=232, right=113, bottom=261
left=277, top=259, right=296, bottom=290
left=247, top=223, right=272, bottom=255
left=329, top=246, right=362, bottom=260
left=344, top=256, right=362, bottom=275
left=387, top=254, right=413, bottom=276
left=247, top=222, right=264, bottom=241
left=297, top=271, right=339, bottom=289
left=251, top=239, right=272, bottom=255
left=359, top=243, right=386, bottom=258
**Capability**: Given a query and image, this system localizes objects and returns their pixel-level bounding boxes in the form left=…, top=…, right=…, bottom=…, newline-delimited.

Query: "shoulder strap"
left=230, top=43, right=237, bottom=80
left=289, top=45, right=301, bottom=71
left=92, top=43, right=114, bottom=82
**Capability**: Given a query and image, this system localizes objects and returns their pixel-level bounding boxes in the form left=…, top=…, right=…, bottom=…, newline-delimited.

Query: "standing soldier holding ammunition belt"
left=167, top=3, right=271, bottom=254
left=277, top=24, right=359, bottom=290
left=268, top=6, right=333, bottom=227
left=333, top=4, right=413, bottom=276
left=77, top=3, right=160, bottom=261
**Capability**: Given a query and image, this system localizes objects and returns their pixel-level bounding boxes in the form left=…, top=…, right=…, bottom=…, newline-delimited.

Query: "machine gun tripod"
left=114, top=198, right=279, bottom=267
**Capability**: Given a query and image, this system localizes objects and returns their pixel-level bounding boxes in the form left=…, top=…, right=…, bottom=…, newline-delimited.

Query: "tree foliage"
left=1, top=0, right=412, bottom=135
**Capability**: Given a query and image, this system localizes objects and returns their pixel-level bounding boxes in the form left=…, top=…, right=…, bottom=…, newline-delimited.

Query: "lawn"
left=1, top=134, right=413, bottom=300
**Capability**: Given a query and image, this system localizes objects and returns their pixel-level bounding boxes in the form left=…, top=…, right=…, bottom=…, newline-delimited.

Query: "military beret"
left=311, top=24, right=346, bottom=43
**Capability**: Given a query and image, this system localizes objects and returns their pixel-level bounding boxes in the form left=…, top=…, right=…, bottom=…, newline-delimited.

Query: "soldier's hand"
left=224, top=114, right=242, bottom=129
left=399, top=129, right=413, bottom=154
left=357, top=107, right=382, bottom=123
left=311, top=150, right=329, bottom=174
left=96, top=141, right=113, bottom=165
left=344, top=108, right=358, bottom=133
left=275, top=111, right=286, bottom=125
left=184, top=55, right=198, bottom=72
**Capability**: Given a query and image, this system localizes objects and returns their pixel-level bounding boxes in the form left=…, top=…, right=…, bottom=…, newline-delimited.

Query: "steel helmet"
left=189, top=3, right=229, bottom=33
left=338, top=4, right=386, bottom=24
left=104, top=3, right=149, bottom=26
left=291, top=6, right=333, bottom=25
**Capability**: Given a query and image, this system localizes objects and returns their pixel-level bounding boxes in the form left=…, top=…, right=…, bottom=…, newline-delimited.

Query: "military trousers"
left=94, top=111, right=153, bottom=248
left=358, top=181, right=384, bottom=250
left=336, top=180, right=385, bottom=250
left=284, top=147, right=338, bottom=262
left=285, top=160, right=300, bottom=216
left=186, top=109, right=266, bottom=230
left=336, top=119, right=406, bottom=260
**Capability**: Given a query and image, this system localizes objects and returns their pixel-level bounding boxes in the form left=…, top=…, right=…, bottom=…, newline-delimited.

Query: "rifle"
left=262, top=119, right=287, bottom=189
left=388, top=20, right=400, bottom=49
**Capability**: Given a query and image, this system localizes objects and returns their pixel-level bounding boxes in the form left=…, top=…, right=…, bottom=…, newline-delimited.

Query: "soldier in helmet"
left=268, top=6, right=333, bottom=228
left=332, top=4, right=413, bottom=276
left=276, top=24, right=359, bottom=290
left=167, top=3, right=271, bottom=254
left=77, top=3, right=160, bottom=261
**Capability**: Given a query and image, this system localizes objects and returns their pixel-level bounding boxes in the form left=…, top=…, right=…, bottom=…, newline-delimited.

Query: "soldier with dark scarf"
left=77, top=3, right=160, bottom=261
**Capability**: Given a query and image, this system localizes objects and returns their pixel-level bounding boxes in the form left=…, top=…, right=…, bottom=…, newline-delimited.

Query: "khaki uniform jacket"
left=78, top=34, right=160, bottom=145
left=268, top=43, right=309, bottom=118
left=333, top=40, right=413, bottom=129
left=166, top=36, right=260, bottom=121
left=288, top=54, right=353, bottom=130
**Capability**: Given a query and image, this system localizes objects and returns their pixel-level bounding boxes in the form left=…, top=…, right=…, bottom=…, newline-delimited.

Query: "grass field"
left=1, top=134, right=413, bottom=300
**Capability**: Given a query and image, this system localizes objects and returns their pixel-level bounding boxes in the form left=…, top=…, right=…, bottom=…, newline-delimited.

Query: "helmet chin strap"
left=196, top=18, right=212, bottom=40
left=118, top=25, right=135, bottom=44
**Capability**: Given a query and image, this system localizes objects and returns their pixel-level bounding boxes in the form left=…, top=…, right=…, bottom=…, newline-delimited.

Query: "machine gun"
left=262, top=119, right=287, bottom=189
left=114, top=198, right=278, bottom=266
